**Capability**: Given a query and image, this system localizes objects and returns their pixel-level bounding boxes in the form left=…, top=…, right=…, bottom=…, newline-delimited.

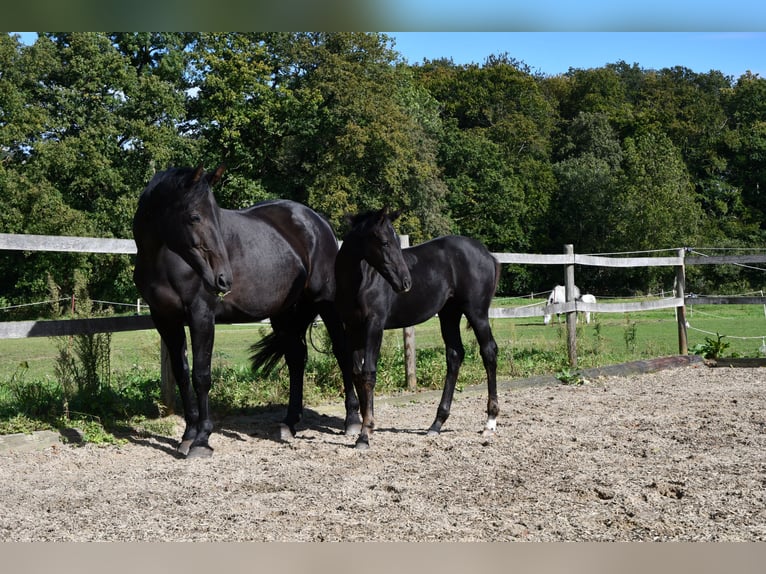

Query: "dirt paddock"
left=1, top=361, right=765, bottom=541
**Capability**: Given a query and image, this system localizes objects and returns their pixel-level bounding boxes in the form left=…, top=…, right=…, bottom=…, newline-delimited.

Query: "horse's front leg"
left=152, top=315, right=198, bottom=455
left=185, top=307, right=216, bottom=458
left=318, top=302, right=361, bottom=435
left=353, top=327, right=383, bottom=450
left=428, top=311, right=464, bottom=435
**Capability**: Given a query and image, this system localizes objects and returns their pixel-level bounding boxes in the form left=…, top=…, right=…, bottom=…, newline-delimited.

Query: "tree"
left=612, top=129, right=703, bottom=252
left=264, top=32, right=450, bottom=239
left=725, top=72, right=766, bottom=231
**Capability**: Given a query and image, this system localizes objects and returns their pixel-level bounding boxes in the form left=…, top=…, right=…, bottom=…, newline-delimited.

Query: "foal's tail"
left=250, top=332, right=285, bottom=376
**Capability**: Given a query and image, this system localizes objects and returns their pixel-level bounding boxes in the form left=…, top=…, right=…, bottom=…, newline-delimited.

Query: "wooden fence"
left=3, top=232, right=766, bottom=409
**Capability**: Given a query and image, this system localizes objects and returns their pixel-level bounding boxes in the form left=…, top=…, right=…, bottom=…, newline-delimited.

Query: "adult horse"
left=335, top=208, right=500, bottom=449
left=132, top=165, right=361, bottom=458
left=543, top=285, right=596, bottom=325
left=543, top=284, right=581, bottom=325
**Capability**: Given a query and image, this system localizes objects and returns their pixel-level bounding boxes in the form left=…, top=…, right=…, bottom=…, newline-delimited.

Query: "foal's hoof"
left=186, top=445, right=214, bottom=459
left=481, top=428, right=497, bottom=438
left=354, top=436, right=370, bottom=450
left=278, top=423, right=296, bottom=442
left=426, top=428, right=440, bottom=437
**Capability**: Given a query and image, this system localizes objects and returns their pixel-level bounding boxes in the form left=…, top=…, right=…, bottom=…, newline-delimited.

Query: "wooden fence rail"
left=3, top=233, right=766, bottom=409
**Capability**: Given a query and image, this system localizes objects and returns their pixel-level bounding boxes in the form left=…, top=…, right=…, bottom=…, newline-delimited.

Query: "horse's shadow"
left=123, top=404, right=353, bottom=457
left=122, top=403, right=445, bottom=457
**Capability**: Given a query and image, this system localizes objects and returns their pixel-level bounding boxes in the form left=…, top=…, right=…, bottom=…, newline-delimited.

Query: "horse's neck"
left=336, top=243, right=376, bottom=294
left=133, top=213, right=167, bottom=262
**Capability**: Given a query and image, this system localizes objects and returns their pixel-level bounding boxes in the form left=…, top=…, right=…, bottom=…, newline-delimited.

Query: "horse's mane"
left=349, top=209, right=382, bottom=228
left=137, top=167, right=211, bottom=215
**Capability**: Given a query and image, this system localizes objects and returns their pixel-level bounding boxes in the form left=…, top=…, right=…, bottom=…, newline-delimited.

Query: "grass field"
left=1, top=299, right=764, bottom=437
left=2, top=299, right=765, bottom=384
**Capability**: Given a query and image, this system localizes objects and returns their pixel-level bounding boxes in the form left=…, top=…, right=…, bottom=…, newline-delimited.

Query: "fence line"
left=3, top=233, right=766, bottom=399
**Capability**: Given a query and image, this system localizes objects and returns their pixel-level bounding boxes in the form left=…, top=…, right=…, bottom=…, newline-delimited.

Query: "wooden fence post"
left=564, top=244, right=578, bottom=368
left=676, top=247, right=688, bottom=355
left=400, top=235, right=417, bottom=391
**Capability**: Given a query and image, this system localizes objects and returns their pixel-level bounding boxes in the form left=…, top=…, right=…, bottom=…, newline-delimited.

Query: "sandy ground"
left=1, top=362, right=765, bottom=541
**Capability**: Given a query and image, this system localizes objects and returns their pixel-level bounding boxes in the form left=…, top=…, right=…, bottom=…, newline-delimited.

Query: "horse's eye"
left=189, top=213, right=202, bottom=224
left=381, top=241, right=389, bottom=247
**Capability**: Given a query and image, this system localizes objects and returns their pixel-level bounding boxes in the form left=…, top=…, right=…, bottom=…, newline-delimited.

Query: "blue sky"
left=13, top=31, right=766, bottom=80
left=388, top=32, right=766, bottom=79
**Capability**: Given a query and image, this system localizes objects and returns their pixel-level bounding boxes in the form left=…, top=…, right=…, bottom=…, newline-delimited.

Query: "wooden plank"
left=0, top=233, right=136, bottom=254
left=574, top=253, right=683, bottom=267
left=491, top=252, right=571, bottom=265
left=580, top=354, right=704, bottom=378
left=707, top=357, right=766, bottom=368
left=686, top=254, right=766, bottom=265
left=0, top=430, right=61, bottom=453
left=687, top=296, right=766, bottom=305
left=0, top=315, right=155, bottom=339
left=489, top=298, right=682, bottom=319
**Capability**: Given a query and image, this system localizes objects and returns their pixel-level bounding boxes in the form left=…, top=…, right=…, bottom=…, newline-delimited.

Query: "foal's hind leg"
left=428, top=307, right=465, bottom=435
left=466, top=311, right=499, bottom=437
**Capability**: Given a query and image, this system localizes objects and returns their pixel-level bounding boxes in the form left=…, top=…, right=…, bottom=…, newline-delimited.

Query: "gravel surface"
left=2, top=363, right=765, bottom=541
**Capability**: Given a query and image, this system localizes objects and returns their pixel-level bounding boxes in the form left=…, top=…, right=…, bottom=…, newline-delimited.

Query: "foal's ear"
left=191, top=164, right=205, bottom=184
left=209, top=164, right=226, bottom=186
left=378, top=206, right=402, bottom=222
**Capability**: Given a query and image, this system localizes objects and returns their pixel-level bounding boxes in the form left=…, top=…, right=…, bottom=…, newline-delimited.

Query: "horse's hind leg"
left=466, top=311, right=499, bottom=437
left=428, top=306, right=465, bottom=435
left=271, top=307, right=315, bottom=440
left=317, top=302, right=362, bottom=435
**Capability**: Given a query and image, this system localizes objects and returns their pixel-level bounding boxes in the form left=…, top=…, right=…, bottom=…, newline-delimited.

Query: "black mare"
left=132, top=166, right=361, bottom=458
left=335, top=208, right=500, bottom=449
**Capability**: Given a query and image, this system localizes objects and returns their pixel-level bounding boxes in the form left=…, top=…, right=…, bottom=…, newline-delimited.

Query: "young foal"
left=335, top=208, right=500, bottom=449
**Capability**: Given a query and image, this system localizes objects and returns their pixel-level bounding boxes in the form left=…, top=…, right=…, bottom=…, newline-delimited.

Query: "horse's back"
left=407, top=235, right=498, bottom=296
left=221, top=199, right=339, bottom=309
left=383, top=235, right=498, bottom=328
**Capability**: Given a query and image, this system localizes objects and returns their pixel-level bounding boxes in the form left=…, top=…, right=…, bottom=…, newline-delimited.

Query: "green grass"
left=2, top=302, right=765, bottom=441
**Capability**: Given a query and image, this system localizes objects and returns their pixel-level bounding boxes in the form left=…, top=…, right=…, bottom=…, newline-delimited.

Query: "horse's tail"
left=250, top=331, right=285, bottom=376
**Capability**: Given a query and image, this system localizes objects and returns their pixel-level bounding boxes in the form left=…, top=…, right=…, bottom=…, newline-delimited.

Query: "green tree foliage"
left=1, top=32, right=765, bottom=311
left=261, top=32, right=449, bottom=238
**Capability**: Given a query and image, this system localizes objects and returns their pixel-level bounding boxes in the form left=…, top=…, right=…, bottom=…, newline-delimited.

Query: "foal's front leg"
left=353, top=327, right=383, bottom=450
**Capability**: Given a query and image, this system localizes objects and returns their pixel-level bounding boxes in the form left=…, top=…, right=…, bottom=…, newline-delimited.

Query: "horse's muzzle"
left=215, top=272, right=233, bottom=295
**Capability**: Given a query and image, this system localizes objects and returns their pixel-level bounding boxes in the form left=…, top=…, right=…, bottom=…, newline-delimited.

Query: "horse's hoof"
left=354, top=436, right=370, bottom=450
left=481, top=428, right=496, bottom=438
left=186, top=445, right=214, bottom=459
left=177, top=439, right=194, bottom=456
left=279, top=423, right=295, bottom=442
left=345, top=422, right=362, bottom=436
left=426, top=429, right=440, bottom=437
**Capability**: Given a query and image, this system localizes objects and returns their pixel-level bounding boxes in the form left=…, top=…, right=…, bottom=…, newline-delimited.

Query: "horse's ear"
left=209, top=164, right=226, bottom=186
left=389, top=209, right=402, bottom=222
left=377, top=206, right=391, bottom=223
left=192, top=164, right=205, bottom=184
